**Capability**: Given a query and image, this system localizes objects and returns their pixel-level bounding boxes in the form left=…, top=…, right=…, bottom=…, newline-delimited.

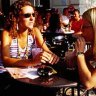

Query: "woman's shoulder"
left=3, top=29, right=9, bottom=34
left=32, top=27, right=40, bottom=32
left=2, top=29, right=10, bottom=37
left=1, top=29, right=12, bottom=44
left=32, top=27, right=41, bottom=35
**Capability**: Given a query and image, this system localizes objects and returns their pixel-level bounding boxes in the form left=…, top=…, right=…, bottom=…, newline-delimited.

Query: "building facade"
left=0, top=0, right=96, bottom=15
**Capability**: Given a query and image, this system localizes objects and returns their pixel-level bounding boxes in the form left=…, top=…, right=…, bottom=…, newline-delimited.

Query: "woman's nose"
left=30, top=15, right=34, bottom=20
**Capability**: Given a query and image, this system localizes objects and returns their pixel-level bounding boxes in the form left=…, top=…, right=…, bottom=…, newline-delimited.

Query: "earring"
left=16, top=24, right=19, bottom=31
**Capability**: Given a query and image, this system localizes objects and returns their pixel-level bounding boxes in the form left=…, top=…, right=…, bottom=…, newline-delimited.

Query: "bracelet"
left=76, top=52, right=84, bottom=56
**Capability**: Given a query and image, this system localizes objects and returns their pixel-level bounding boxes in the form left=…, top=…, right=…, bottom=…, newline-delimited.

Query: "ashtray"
left=37, top=66, right=57, bottom=77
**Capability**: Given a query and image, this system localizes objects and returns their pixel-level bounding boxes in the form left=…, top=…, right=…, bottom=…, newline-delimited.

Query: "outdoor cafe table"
left=0, top=62, right=79, bottom=96
left=15, top=69, right=79, bottom=96
left=0, top=66, right=80, bottom=96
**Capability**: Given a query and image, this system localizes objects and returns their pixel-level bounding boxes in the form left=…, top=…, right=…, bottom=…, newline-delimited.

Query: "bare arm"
left=75, top=37, right=96, bottom=89
left=32, top=27, right=60, bottom=64
left=32, top=27, right=51, bottom=52
left=1, top=30, right=42, bottom=67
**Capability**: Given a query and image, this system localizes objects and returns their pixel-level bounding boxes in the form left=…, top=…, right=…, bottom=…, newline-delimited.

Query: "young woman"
left=75, top=7, right=96, bottom=90
left=1, top=0, right=59, bottom=67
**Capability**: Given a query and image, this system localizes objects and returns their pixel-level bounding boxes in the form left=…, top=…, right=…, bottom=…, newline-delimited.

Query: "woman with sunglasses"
left=75, top=7, right=96, bottom=90
left=1, top=0, right=59, bottom=67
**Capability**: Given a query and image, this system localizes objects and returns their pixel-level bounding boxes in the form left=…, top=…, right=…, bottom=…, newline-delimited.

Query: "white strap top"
left=10, top=35, right=35, bottom=59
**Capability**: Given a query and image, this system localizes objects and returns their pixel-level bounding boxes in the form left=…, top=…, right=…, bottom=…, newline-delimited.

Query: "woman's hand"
left=33, top=51, right=59, bottom=65
left=75, top=37, right=86, bottom=53
left=48, top=52, right=60, bottom=64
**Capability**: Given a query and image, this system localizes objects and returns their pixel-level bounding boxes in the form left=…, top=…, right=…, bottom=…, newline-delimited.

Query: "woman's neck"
left=18, top=29, right=28, bottom=38
left=17, top=29, right=28, bottom=49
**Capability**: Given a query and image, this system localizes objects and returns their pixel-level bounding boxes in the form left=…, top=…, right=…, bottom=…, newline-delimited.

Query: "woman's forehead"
left=21, top=6, right=34, bottom=13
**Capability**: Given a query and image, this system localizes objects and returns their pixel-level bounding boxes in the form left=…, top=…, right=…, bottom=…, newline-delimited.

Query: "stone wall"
left=79, top=0, right=96, bottom=15
left=50, top=0, right=96, bottom=15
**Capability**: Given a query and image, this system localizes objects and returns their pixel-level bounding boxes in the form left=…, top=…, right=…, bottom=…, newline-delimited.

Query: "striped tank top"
left=10, top=35, right=35, bottom=59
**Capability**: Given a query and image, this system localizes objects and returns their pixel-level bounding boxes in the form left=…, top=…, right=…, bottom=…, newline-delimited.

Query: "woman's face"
left=81, top=19, right=94, bottom=43
left=19, top=5, right=35, bottom=30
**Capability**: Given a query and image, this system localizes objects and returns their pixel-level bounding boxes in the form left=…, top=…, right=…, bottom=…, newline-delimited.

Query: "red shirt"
left=70, top=18, right=84, bottom=33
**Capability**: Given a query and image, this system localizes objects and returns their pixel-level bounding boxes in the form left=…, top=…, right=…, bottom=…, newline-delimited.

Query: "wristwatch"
left=76, top=52, right=84, bottom=56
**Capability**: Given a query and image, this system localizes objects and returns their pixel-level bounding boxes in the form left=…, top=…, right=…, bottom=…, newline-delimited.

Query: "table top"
left=1, top=62, right=78, bottom=89
left=17, top=74, right=77, bottom=88
left=0, top=63, right=78, bottom=89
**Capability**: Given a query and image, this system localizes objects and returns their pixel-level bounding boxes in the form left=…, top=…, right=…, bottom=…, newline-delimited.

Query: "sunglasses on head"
left=23, top=13, right=35, bottom=18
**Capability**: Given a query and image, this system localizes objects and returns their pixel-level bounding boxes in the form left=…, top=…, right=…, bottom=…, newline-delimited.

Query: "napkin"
left=6, top=67, right=39, bottom=79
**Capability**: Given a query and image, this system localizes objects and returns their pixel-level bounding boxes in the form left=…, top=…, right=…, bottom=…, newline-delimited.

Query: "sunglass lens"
left=24, top=13, right=35, bottom=18
left=32, top=13, right=35, bottom=17
left=24, top=13, right=31, bottom=18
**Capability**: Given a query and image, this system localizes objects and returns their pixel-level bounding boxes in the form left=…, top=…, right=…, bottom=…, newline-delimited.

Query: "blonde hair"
left=83, top=7, right=96, bottom=57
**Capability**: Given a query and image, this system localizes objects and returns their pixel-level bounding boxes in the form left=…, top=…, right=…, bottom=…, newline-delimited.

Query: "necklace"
left=17, top=34, right=28, bottom=59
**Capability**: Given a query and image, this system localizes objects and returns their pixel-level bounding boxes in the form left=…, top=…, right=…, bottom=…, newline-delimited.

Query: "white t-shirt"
left=61, top=15, right=69, bottom=25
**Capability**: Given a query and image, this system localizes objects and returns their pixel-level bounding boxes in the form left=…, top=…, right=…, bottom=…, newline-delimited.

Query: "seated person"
left=43, top=11, right=51, bottom=31
left=70, top=9, right=84, bottom=37
left=46, top=13, right=65, bottom=34
left=1, top=0, right=59, bottom=67
left=75, top=7, right=96, bottom=90
left=61, top=7, right=70, bottom=28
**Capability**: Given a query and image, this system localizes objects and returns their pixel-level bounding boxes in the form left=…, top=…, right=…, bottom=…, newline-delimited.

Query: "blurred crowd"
left=34, top=4, right=84, bottom=38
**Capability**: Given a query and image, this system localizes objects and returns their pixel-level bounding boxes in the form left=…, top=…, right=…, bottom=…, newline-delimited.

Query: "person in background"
left=47, top=13, right=65, bottom=34
left=43, top=11, right=51, bottom=31
left=1, top=0, right=59, bottom=67
left=35, top=13, right=44, bottom=32
left=61, top=7, right=70, bottom=27
left=68, top=4, right=75, bottom=15
left=75, top=7, right=96, bottom=90
left=70, top=9, right=84, bottom=37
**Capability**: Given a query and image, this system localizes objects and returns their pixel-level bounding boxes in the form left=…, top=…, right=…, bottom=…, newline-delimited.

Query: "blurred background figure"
left=35, top=12, right=44, bottom=33
left=68, top=4, right=75, bottom=15
left=46, top=13, right=65, bottom=34
left=70, top=9, right=84, bottom=37
left=43, top=10, right=51, bottom=31
left=51, top=8, right=59, bottom=14
left=61, top=8, right=70, bottom=29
